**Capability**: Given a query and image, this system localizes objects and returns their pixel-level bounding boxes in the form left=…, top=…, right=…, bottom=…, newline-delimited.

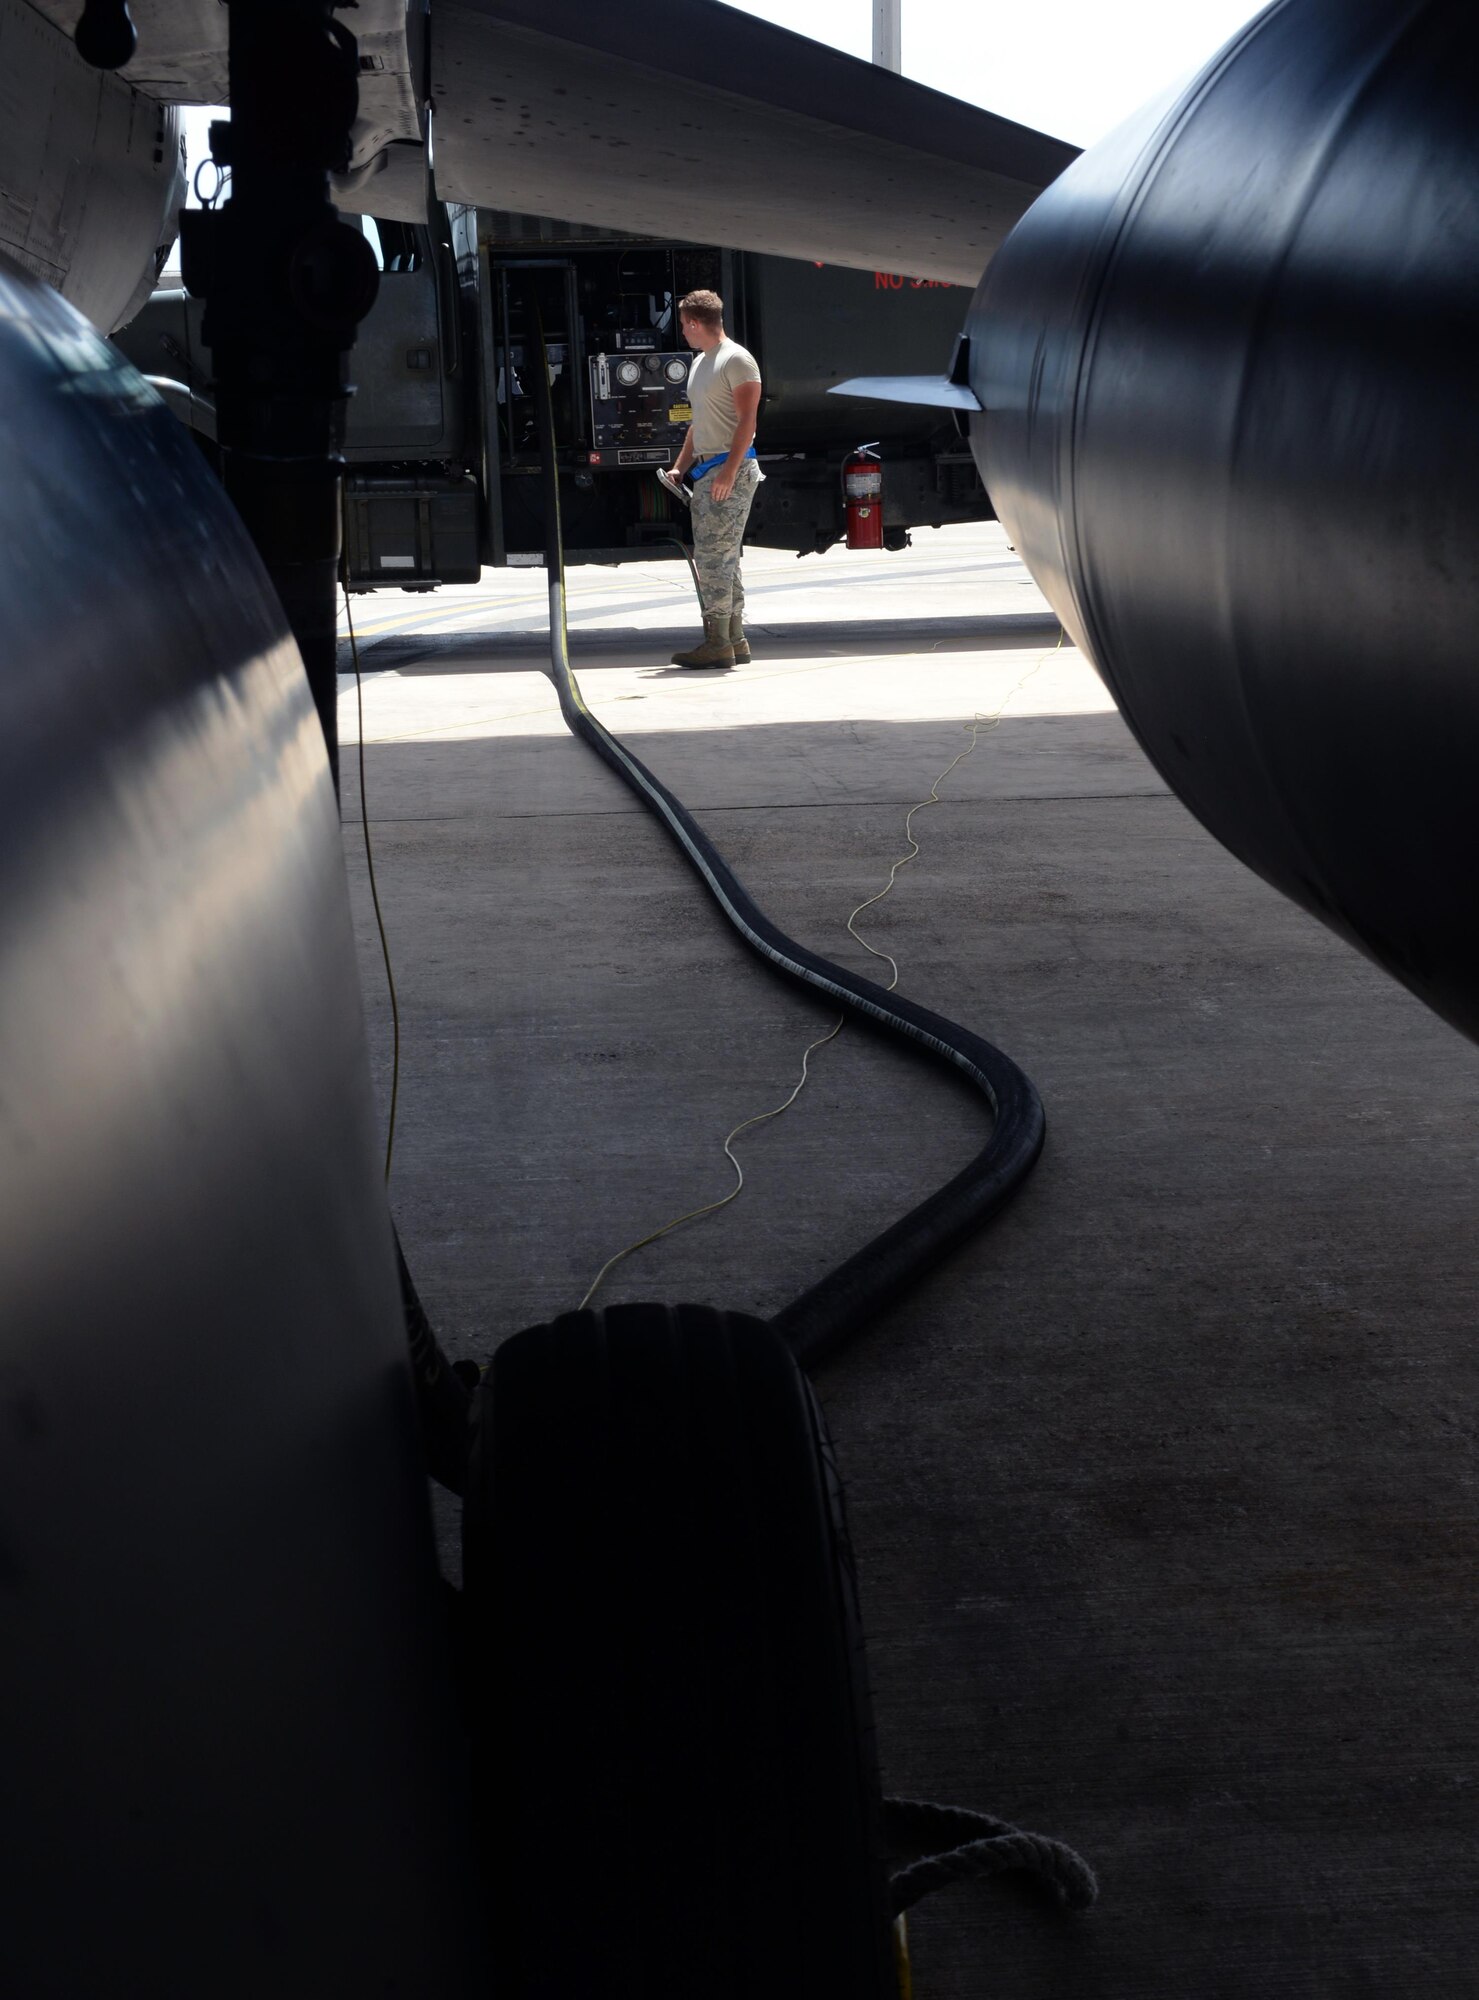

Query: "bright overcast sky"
left=722, top=0, right=1270, bottom=146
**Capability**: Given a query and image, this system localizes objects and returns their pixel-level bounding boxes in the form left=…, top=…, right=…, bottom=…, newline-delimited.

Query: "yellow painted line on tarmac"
left=341, top=561, right=693, bottom=641
left=575, top=570, right=694, bottom=596
left=341, top=588, right=547, bottom=636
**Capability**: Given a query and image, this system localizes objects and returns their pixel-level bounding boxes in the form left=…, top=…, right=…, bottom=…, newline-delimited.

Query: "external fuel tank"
left=966, top=0, right=1479, bottom=1042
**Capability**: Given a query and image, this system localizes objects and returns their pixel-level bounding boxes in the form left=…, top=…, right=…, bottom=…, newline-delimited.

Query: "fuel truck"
left=115, top=201, right=990, bottom=588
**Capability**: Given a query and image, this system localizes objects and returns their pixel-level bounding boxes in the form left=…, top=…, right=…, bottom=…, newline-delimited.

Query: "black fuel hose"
left=533, top=330, right=1044, bottom=1370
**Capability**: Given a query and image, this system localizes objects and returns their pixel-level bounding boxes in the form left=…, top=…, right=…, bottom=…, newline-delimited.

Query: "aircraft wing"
left=429, top=0, right=1078, bottom=284
left=16, top=0, right=1076, bottom=314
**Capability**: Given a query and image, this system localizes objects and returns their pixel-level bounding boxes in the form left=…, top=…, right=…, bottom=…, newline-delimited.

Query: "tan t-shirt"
left=686, top=337, right=762, bottom=456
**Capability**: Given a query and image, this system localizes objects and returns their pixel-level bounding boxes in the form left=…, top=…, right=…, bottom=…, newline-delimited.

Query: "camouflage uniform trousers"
left=690, top=457, right=761, bottom=623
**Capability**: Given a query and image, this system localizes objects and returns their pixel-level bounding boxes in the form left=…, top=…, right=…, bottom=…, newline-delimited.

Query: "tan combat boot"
left=728, top=613, right=751, bottom=663
left=671, top=613, right=736, bottom=669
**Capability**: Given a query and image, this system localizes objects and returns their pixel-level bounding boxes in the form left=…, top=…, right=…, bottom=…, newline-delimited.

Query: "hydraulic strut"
left=178, top=1, right=379, bottom=792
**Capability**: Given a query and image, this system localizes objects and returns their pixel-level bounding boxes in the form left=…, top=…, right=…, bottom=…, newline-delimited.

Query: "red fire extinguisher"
left=843, top=443, right=884, bottom=550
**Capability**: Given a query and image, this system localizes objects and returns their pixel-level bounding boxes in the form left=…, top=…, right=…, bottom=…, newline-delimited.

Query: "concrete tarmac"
left=339, top=524, right=1479, bottom=1998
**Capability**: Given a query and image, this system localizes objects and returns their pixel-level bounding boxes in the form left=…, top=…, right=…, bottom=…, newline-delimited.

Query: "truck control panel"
left=589, top=349, right=692, bottom=465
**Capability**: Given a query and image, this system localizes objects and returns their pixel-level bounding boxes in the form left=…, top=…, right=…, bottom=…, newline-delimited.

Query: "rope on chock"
left=884, top=1795, right=1098, bottom=1917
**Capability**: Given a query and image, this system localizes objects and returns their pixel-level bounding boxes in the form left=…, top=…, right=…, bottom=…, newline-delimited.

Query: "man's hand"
left=711, top=465, right=736, bottom=502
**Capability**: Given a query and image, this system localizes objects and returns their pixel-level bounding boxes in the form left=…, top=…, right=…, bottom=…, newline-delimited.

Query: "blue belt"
left=691, top=446, right=757, bottom=481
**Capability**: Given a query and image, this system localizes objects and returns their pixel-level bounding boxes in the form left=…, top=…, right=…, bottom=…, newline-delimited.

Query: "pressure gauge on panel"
left=616, top=359, right=643, bottom=387
left=664, top=357, right=690, bottom=384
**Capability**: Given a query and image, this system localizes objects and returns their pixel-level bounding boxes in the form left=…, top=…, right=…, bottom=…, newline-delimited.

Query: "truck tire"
left=463, top=1302, right=895, bottom=1999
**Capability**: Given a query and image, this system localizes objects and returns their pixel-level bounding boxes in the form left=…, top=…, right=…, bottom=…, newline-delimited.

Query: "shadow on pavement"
left=340, top=610, right=1066, bottom=678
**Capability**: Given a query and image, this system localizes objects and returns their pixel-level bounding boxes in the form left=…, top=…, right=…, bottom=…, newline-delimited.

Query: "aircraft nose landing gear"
left=462, top=1302, right=898, bottom=1999
left=178, top=0, right=378, bottom=796
left=456, top=1302, right=1097, bottom=1995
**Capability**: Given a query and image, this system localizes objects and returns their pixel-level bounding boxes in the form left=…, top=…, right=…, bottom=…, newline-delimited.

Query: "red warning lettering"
left=873, top=271, right=957, bottom=290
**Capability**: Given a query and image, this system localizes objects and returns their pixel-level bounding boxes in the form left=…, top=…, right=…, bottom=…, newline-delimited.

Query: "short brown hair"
left=677, top=289, right=724, bottom=329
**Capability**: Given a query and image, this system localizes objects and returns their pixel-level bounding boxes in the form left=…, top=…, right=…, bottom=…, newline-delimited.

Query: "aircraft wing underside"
left=427, top=1, right=1078, bottom=282
left=23, top=0, right=1078, bottom=290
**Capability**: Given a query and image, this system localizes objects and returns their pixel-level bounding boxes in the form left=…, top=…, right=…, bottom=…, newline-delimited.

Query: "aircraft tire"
left=462, top=1300, right=895, bottom=1998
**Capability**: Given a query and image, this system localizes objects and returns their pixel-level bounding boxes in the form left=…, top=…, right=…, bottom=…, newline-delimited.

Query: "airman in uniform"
left=669, top=289, right=763, bottom=668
